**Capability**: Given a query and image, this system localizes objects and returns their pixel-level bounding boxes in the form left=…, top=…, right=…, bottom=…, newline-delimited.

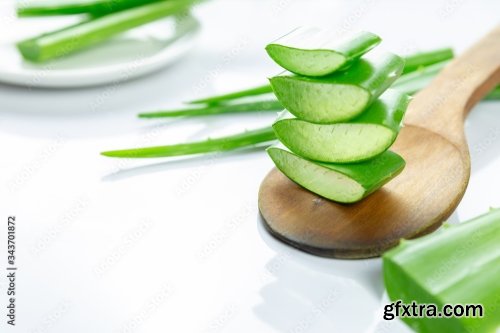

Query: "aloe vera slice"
left=273, top=89, right=409, bottom=163
left=17, top=0, right=195, bottom=63
left=383, top=209, right=500, bottom=333
left=265, top=28, right=381, bottom=77
left=16, top=0, right=163, bottom=17
left=267, top=146, right=405, bottom=203
left=270, top=52, right=404, bottom=123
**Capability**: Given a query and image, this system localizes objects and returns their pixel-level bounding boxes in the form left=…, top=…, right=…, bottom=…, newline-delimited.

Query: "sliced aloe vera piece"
left=270, top=52, right=404, bottom=123
left=267, top=146, right=405, bottom=203
left=265, top=28, right=381, bottom=77
left=273, top=89, right=410, bottom=163
left=383, top=209, right=500, bottom=333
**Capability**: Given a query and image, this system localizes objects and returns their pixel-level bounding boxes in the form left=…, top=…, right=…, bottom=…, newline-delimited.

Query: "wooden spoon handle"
left=405, top=25, right=500, bottom=151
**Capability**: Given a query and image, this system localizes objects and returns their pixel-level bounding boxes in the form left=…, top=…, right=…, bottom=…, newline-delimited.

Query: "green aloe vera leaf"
left=101, top=126, right=276, bottom=158
left=485, top=85, right=500, bottom=100
left=122, top=61, right=448, bottom=155
left=138, top=100, right=283, bottom=118
left=187, top=84, right=274, bottom=105
left=122, top=60, right=497, bottom=156
left=186, top=47, right=453, bottom=106
left=138, top=64, right=428, bottom=119
left=16, top=0, right=163, bottom=17
left=269, top=52, right=405, bottom=123
left=265, top=28, right=381, bottom=77
left=17, top=0, right=195, bottom=63
left=267, top=146, right=405, bottom=203
left=273, top=89, right=410, bottom=163
left=383, top=208, right=500, bottom=333
left=402, top=47, right=453, bottom=74
left=392, top=60, right=449, bottom=95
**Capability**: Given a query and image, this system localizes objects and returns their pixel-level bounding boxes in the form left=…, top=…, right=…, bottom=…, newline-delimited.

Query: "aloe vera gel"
left=270, top=52, right=405, bottom=123
left=266, top=28, right=381, bottom=77
left=269, top=146, right=405, bottom=203
left=273, top=89, right=409, bottom=163
left=266, top=29, right=409, bottom=203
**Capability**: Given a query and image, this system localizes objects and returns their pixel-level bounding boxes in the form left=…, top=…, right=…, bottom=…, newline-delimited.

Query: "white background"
left=0, top=0, right=499, bottom=332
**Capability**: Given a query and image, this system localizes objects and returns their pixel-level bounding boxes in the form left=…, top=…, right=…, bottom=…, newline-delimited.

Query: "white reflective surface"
left=0, top=0, right=499, bottom=332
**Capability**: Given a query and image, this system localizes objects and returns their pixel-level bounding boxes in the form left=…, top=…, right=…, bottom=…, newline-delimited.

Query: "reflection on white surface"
left=0, top=0, right=499, bottom=332
left=255, top=218, right=383, bottom=333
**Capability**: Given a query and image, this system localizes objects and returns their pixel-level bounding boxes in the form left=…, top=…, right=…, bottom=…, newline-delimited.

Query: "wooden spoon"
left=258, top=25, right=500, bottom=259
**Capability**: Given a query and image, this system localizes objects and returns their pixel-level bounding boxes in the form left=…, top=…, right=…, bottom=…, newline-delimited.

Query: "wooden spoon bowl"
left=258, top=26, right=500, bottom=259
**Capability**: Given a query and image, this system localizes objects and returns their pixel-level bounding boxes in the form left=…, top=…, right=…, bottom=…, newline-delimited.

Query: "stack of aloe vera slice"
left=265, top=28, right=409, bottom=203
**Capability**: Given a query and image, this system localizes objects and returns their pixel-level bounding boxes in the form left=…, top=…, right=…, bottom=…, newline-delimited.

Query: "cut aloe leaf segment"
left=270, top=52, right=405, bottom=123
left=16, top=0, right=195, bottom=62
left=268, top=146, right=405, bottom=203
left=265, top=28, right=381, bottom=77
left=273, top=89, right=410, bottom=163
left=383, top=208, right=500, bottom=333
left=16, top=0, right=163, bottom=17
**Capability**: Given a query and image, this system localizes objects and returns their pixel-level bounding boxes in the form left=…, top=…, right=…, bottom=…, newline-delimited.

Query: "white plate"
left=0, top=14, right=200, bottom=88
